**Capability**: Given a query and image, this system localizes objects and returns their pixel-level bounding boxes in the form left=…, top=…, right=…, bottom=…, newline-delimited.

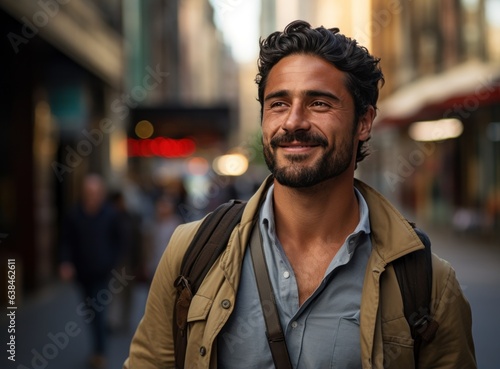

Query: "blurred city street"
left=4, top=224, right=499, bottom=369
left=423, top=226, right=500, bottom=369
left=8, top=279, right=149, bottom=369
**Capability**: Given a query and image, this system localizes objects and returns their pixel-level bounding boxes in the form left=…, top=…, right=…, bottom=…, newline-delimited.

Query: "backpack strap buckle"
left=413, top=314, right=439, bottom=343
left=174, top=276, right=193, bottom=331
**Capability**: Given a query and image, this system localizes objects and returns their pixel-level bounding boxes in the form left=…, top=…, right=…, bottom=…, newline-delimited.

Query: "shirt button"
left=291, top=321, right=298, bottom=328
left=283, top=271, right=290, bottom=279
left=221, top=299, right=231, bottom=309
left=200, top=346, right=207, bottom=356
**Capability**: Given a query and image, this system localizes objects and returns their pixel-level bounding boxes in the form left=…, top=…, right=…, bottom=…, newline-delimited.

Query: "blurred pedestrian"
left=144, top=195, right=182, bottom=281
left=108, top=190, right=143, bottom=333
left=59, top=173, right=124, bottom=369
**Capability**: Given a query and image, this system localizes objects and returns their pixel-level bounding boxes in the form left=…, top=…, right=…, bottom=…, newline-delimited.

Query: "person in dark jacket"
left=60, top=173, right=124, bottom=369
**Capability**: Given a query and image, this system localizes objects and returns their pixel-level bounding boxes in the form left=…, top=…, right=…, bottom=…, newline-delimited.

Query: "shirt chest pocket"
left=331, top=312, right=362, bottom=369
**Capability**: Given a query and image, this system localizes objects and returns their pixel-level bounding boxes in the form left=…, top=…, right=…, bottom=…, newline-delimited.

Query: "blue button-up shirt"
left=218, top=185, right=372, bottom=368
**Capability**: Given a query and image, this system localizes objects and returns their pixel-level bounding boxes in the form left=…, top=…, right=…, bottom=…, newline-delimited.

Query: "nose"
left=282, top=104, right=311, bottom=133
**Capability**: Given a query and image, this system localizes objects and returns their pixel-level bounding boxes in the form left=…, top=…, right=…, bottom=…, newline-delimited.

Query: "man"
left=60, top=173, right=124, bottom=369
left=124, top=20, right=476, bottom=368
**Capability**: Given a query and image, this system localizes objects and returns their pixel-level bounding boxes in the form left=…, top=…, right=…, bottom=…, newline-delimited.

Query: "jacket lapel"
left=219, top=176, right=273, bottom=292
left=355, top=179, right=425, bottom=368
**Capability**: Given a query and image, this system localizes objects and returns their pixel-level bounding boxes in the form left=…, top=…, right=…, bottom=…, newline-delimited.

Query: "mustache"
left=270, top=131, right=328, bottom=148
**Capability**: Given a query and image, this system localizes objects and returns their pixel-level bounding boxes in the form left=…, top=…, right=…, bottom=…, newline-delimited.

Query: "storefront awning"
left=375, top=60, right=500, bottom=127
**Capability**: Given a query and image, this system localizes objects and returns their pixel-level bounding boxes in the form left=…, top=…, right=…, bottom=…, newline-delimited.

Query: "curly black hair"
left=256, top=20, right=384, bottom=163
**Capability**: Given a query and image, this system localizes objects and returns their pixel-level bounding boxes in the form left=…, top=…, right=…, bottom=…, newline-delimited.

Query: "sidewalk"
left=419, top=222, right=500, bottom=287
left=6, top=281, right=148, bottom=369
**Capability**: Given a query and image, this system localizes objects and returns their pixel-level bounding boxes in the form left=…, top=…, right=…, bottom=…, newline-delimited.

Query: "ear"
left=357, top=106, right=375, bottom=141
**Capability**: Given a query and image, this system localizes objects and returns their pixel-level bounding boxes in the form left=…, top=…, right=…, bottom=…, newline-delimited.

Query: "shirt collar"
left=259, top=184, right=371, bottom=253
left=347, top=186, right=371, bottom=254
left=260, top=184, right=278, bottom=244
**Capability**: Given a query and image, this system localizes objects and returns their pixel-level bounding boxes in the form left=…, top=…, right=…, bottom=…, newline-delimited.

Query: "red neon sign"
left=127, top=137, right=196, bottom=158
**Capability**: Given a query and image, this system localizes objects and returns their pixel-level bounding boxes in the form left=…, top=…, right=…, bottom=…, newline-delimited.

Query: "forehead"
left=264, top=54, right=349, bottom=97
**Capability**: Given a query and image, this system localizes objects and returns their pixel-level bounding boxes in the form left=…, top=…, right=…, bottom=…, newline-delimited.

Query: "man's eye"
left=270, top=102, right=287, bottom=108
left=312, top=101, right=328, bottom=107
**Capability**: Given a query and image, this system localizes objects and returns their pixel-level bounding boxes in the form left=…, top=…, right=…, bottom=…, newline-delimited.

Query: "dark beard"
left=263, top=131, right=354, bottom=188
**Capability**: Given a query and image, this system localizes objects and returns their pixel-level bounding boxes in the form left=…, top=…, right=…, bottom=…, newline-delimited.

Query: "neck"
left=272, top=176, right=360, bottom=248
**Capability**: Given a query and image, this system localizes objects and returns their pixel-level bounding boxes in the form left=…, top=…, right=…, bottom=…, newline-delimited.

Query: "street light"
left=408, top=118, right=464, bottom=142
left=212, top=153, right=249, bottom=176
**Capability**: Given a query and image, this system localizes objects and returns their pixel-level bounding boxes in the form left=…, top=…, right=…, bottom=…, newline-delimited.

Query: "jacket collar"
left=354, top=179, right=424, bottom=264
left=218, top=176, right=273, bottom=289
left=220, top=176, right=424, bottom=285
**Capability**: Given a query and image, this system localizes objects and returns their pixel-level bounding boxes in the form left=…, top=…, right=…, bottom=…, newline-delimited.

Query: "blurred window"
left=460, top=0, right=483, bottom=59
left=485, top=0, right=500, bottom=61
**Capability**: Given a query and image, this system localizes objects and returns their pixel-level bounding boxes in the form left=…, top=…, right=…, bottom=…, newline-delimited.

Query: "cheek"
left=261, top=121, right=277, bottom=141
left=260, top=131, right=272, bottom=150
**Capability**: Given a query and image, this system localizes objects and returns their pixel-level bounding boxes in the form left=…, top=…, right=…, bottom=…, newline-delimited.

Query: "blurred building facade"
left=122, top=0, right=240, bottom=222
left=260, top=0, right=372, bottom=41
left=0, top=0, right=239, bottom=298
left=367, top=0, right=500, bottom=239
left=0, top=0, right=125, bottom=297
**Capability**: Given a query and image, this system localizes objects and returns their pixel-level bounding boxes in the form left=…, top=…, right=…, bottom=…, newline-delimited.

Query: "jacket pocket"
left=187, top=294, right=213, bottom=323
left=381, top=317, right=414, bottom=369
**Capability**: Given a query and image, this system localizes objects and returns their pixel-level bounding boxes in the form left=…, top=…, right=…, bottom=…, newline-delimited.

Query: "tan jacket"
left=124, top=177, right=476, bottom=369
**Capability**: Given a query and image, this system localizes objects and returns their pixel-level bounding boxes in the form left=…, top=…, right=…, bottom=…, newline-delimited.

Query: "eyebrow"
left=264, top=89, right=341, bottom=102
left=264, top=90, right=289, bottom=102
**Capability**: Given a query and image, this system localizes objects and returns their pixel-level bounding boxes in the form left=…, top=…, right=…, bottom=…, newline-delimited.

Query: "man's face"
left=82, top=176, right=105, bottom=214
left=261, top=53, right=371, bottom=188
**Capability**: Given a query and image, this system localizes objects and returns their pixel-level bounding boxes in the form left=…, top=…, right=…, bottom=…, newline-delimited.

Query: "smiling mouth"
left=280, top=144, right=319, bottom=152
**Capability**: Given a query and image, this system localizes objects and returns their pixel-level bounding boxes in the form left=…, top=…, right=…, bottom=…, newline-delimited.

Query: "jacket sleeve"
left=123, top=222, right=200, bottom=369
left=418, top=256, right=477, bottom=369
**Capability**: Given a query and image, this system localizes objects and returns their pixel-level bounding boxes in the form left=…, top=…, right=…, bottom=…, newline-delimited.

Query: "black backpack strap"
left=393, top=225, right=439, bottom=367
left=173, top=199, right=247, bottom=369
